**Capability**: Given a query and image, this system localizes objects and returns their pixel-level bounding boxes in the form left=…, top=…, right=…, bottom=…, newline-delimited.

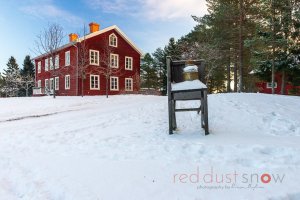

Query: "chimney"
left=89, top=22, right=100, bottom=33
left=69, top=33, right=78, bottom=42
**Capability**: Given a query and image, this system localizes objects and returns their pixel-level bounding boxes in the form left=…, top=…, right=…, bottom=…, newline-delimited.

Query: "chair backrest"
left=167, top=57, right=206, bottom=84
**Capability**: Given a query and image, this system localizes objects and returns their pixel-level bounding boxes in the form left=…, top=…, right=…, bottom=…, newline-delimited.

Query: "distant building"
left=255, top=72, right=300, bottom=95
left=33, top=22, right=143, bottom=96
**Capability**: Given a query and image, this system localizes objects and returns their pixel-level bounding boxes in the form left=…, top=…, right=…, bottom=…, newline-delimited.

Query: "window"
left=38, top=61, right=41, bottom=73
left=55, top=55, right=59, bottom=69
left=110, top=54, right=119, bottom=68
left=90, top=75, right=100, bottom=90
left=50, top=57, right=54, bottom=70
left=110, top=76, right=119, bottom=91
left=37, top=80, right=41, bottom=87
left=109, top=33, right=117, bottom=47
left=125, top=57, right=133, bottom=70
left=55, top=77, right=59, bottom=90
left=65, top=51, right=70, bottom=66
left=125, top=78, right=133, bottom=91
left=45, top=79, right=49, bottom=89
left=50, top=78, right=54, bottom=91
left=266, top=82, right=277, bottom=89
left=90, top=50, right=99, bottom=65
left=45, top=58, right=49, bottom=71
left=65, top=75, right=70, bottom=89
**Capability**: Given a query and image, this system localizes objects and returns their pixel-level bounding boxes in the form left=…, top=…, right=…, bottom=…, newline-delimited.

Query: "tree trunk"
left=81, top=76, right=84, bottom=97
left=271, top=51, right=275, bottom=94
left=271, top=0, right=275, bottom=95
left=281, top=71, right=286, bottom=95
left=53, top=81, right=56, bottom=98
left=106, top=76, right=109, bottom=98
left=238, top=0, right=244, bottom=93
left=234, top=62, right=238, bottom=92
left=227, top=57, right=231, bottom=93
left=26, top=83, right=28, bottom=97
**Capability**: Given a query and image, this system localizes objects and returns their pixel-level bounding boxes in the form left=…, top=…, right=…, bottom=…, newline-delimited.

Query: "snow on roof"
left=33, top=25, right=143, bottom=60
left=249, top=69, right=262, bottom=74
left=77, top=25, right=143, bottom=56
left=32, top=42, right=76, bottom=60
left=171, top=80, right=207, bottom=91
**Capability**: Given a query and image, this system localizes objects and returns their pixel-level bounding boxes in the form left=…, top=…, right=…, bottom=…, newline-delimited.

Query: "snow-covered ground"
left=0, top=93, right=300, bottom=200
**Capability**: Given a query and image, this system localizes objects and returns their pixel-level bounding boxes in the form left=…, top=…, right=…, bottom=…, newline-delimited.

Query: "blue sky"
left=0, top=0, right=207, bottom=73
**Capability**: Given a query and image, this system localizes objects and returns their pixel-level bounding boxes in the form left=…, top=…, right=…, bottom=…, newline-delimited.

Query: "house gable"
left=77, top=25, right=143, bottom=56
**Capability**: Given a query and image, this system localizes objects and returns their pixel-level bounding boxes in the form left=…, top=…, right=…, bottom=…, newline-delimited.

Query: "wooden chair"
left=167, top=56, right=209, bottom=135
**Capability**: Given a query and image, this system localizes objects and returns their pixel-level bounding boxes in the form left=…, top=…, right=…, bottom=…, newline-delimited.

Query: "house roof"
left=33, top=25, right=143, bottom=60
left=77, top=25, right=143, bottom=55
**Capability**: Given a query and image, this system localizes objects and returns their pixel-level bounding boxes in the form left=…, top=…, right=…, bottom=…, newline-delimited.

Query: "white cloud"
left=143, top=0, right=208, bottom=20
left=88, top=0, right=140, bottom=14
left=20, top=4, right=83, bottom=25
left=86, top=0, right=208, bottom=21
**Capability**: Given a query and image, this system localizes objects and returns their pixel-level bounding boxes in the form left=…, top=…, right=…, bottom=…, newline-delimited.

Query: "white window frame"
left=125, top=56, right=133, bottom=70
left=110, top=53, right=119, bottom=68
left=89, top=50, right=99, bottom=65
left=90, top=75, right=100, bottom=90
left=109, top=33, right=117, bottom=47
left=125, top=78, right=133, bottom=91
left=55, top=77, right=59, bottom=90
left=110, top=76, right=119, bottom=91
left=37, top=61, right=41, bottom=73
left=55, top=55, right=59, bottom=69
left=266, top=82, right=277, bottom=89
left=50, top=78, right=54, bottom=91
left=45, top=79, right=49, bottom=89
left=45, top=58, right=49, bottom=71
left=65, top=51, right=70, bottom=66
left=65, top=75, right=70, bottom=90
left=50, top=57, right=54, bottom=70
left=37, top=80, right=41, bottom=88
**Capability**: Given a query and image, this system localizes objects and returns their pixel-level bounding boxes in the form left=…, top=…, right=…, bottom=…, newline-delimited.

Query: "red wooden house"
left=255, top=72, right=300, bottom=95
left=33, top=22, right=143, bottom=96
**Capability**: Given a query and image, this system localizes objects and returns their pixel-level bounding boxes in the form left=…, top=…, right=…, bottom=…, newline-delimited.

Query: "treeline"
left=0, top=56, right=35, bottom=97
left=141, top=0, right=300, bottom=94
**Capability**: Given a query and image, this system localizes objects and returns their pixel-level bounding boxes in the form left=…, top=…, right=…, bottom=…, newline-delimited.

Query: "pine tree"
left=19, top=55, right=35, bottom=96
left=247, top=0, right=300, bottom=94
left=0, top=73, right=4, bottom=97
left=152, top=48, right=167, bottom=95
left=141, top=53, right=158, bottom=89
left=164, top=38, right=182, bottom=60
left=21, top=55, right=35, bottom=77
left=3, top=56, right=21, bottom=97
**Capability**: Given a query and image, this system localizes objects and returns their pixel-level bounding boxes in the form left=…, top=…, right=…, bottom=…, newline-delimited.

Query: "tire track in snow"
left=0, top=109, right=84, bottom=123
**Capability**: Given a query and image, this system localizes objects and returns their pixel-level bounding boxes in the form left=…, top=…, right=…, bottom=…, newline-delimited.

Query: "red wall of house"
left=34, top=28, right=141, bottom=96
left=81, top=29, right=140, bottom=96
left=35, top=45, right=78, bottom=96
left=256, top=73, right=296, bottom=95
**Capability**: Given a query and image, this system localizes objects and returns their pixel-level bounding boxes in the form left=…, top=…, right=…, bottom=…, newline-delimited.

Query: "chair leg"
left=201, top=98, right=204, bottom=128
left=197, top=100, right=201, bottom=114
left=203, top=90, right=209, bottom=135
left=168, top=98, right=173, bottom=134
left=172, top=100, right=177, bottom=130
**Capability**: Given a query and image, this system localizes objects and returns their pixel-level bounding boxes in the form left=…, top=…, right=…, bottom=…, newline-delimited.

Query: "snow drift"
left=0, top=93, right=299, bottom=199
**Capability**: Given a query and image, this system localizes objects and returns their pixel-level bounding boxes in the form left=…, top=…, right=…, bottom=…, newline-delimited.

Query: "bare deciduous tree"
left=98, top=42, right=123, bottom=98
left=76, top=25, right=90, bottom=97
left=76, top=32, right=125, bottom=98
left=34, top=23, right=64, bottom=98
left=19, top=74, right=35, bottom=97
